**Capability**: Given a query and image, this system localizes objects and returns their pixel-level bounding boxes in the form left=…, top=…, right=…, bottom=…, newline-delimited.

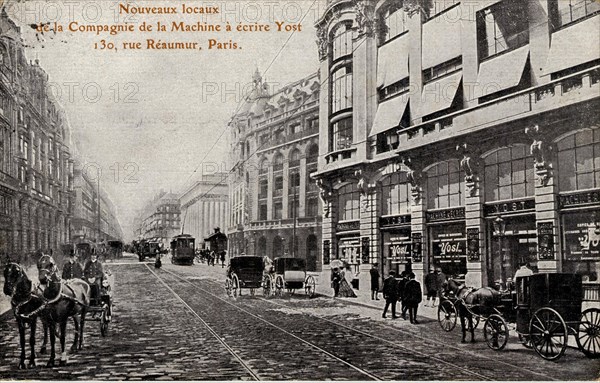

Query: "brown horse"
left=2, top=262, right=47, bottom=369
left=444, top=278, right=501, bottom=343
left=37, top=255, right=90, bottom=367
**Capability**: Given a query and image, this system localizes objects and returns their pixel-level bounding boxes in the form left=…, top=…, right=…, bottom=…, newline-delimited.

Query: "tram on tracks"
left=170, top=234, right=196, bottom=265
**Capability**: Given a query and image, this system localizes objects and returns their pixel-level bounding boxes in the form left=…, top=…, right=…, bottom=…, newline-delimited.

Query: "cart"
left=482, top=273, right=600, bottom=361
left=262, top=257, right=316, bottom=298
left=87, top=271, right=114, bottom=337
left=225, top=256, right=264, bottom=297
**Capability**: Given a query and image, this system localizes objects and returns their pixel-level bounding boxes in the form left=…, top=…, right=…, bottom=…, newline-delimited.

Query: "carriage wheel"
left=225, top=278, right=232, bottom=297
left=483, top=314, right=509, bottom=351
left=305, top=276, right=316, bottom=298
left=438, top=300, right=457, bottom=332
left=529, top=307, right=568, bottom=361
left=275, top=276, right=284, bottom=297
left=518, top=334, right=533, bottom=348
left=100, top=309, right=109, bottom=337
left=576, top=308, right=600, bottom=358
left=263, top=276, right=272, bottom=297
left=232, top=275, right=239, bottom=298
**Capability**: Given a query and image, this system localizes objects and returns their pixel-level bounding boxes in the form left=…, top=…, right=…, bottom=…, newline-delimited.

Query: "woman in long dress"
left=338, top=265, right=357, bottom=298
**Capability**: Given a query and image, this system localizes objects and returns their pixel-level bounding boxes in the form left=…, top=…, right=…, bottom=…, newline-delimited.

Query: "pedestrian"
left=338, top=263, right=357, bottom=298
left=331, top=267, right=342, bottom=297
left=435, top=267, right=447, bottom=301
left=424, top=268, right=437, bottom=307
left=398, top=271, right=408, bottom=319
left=382, top=270, right=399, bottom=319
left=220, top=251, right=226, bottom=268
left=403, top=272, right=422, bottom=324
left=62, top=251, right=83, bottom=280
left=370, top=263, right=380, bottom=300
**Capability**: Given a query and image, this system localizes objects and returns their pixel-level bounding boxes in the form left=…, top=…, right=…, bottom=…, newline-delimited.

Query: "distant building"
left=179, top=172, right=229, bottom=248
left=228, top=70, right=321, bottom=271
left=134, top=191, right=181, bottom=246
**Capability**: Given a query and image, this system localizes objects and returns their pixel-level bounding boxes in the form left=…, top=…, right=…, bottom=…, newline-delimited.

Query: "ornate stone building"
left=313, top=0, right=599, bottom=297
left=0, top=10, right=75, bottom=258
left=228, top=71, right=322, bottom=271
left=134, top=191, right=181, bottom=246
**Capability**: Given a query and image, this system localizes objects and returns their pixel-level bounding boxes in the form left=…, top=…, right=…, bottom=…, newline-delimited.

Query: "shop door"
left=489, top=223, right=537, bottom=289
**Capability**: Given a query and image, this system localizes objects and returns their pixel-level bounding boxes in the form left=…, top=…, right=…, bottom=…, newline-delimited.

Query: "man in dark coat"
left=370, top=263, right=380, bottom=300
left=424, top=268, right=437, bottom=307
left=398, top=271, right=408, bottom=319
left=382, top=270, right=399, bottom=319
left=84, top=253, right=104, bottom=304
left=403, top=272, right=423, bottom=324
left=331, top=267, right=342, bottom=297
left=62, top=251, right=83, bottom=280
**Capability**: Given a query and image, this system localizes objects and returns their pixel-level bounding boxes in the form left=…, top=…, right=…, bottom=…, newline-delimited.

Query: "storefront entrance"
left=382, top=228, right=412, bottom=276
left=429, top=222, right=467, bottom=280
left=561, top=209, right=600, bottom=282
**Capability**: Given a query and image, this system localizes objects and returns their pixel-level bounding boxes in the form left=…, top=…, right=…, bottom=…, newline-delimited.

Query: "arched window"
left=273, top=152, right=284, bottom=172
left=289, top=149, right=301, bottom=168
left=338, top=183, right=360, bottom=221
left=331, top=23, right=353, bottom=61
left=259, top=158, right=269, bottom=174
left=556, top=128, right=600, bottom=192
left=484, top=145, right=534, bottom=202
left=426, top=160, right=464, bottom=209
left=381, top=172, right=411, bottom=216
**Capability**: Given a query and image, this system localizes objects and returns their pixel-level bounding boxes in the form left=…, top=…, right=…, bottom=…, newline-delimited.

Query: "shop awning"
left=543, top=15, right=600, bottom=76
left=422, top=14, right=462, bottom=70
left=377, top=33, right=410, bottom=88
left=369, top=94, right=409, bottom=137
left=475, top=45, right=530, bottom=98
left=419, top=71, right=462, bottom=118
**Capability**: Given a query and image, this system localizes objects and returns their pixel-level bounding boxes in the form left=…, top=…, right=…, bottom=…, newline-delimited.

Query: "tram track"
left=148, top=265, right=383, bottom=380
left=158, top=266, right=500, bottom=381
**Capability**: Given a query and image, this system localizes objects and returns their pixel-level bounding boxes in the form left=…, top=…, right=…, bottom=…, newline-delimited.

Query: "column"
left=411, top=188, right=426, bottom=285
left=299, top=157, right=307, bottom=217
left=535, top=167, right=560, bottom=273
left=465, top=185, right=485, bottom=287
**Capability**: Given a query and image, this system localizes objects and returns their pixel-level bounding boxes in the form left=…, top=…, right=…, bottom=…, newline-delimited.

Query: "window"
left=274, top=175, right=283, bottom=196
left=338, top=183, right=360, bottom=221
left=550, top=0, right=600, bottom=29
left=289, top=171, right=300, bottom=189
left=423, top=56, right=462, bottom=83
left=557, top=128, right=600, bottom=192
left=289, top=123, right=301, bottom=135
left=477, top=1, right=529, bottom=60
left=484, top=145, right=535, bottom=202
left=331, top=23, right=353, bottom=61
left=381, top=2, right=407, bottom=43
left=379, top=78, right=410, bottom=101
left=259, top=178, right=268, bottom=199
left=307, top=144, right=319, bottom=163
left=274, top=202, right=283, bottom=219
left=32, top=147, right=36, bottom=167
left=48, top=159, right=54, bottom=178
left=330, top=117, right=353, bottom=151
left=19, top=166, right=26, bottom=183
left=427, top=160, right=465, bottom=209
left=308, top=118, right=318, bottom=131
left=288, top=198, right=299, bottom=219
left=289, top=150, right=301, bottom=168
left=306, top=197, right=319, bottom=217
left=259, top=159, right=269, bottom=174
left=259, top=203, right=268, bottom=220
left=273, top=153, right=284, bottom=171
left=331, top=65, right=353, bottom=113
left=381, top=172, right=411, bottom=216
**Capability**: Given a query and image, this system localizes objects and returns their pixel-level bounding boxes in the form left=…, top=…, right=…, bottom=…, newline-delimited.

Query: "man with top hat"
left=382, top=270, right=400, bottom=319
left=62, top=250, right=84, bottom=280
left=84, top=252, right=104, bottom=304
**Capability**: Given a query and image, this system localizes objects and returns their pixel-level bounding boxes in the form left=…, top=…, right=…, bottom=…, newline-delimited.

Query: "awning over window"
left=543, top=15, right=600, bottom=75
left=475, top=45, right=530, bottom=98
left=369, top=94, right=409, bottom=137
left=419, top=71, right=462, bottom=118
left=422, top=14, right=462, bottom=69
left=377, top=33, right=410, bottom=88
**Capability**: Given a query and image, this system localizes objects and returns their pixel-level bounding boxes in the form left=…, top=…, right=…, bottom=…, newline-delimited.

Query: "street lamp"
left=493, top=216, right=506, bottom=289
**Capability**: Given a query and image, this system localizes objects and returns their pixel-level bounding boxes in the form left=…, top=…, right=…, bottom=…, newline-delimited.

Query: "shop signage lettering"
left=467, top=228, right=480, bottom=262
left=563, top=216, right=600, bottom=261
left=426, top=208, right=465, bottom=222
left=559, top=190, right=600, bottom=208
left=537, top=222, right=554, bottom=260
left=433, top=239, right=466, bottom=259
left=389, top=243, right=409, bottom=263
left=380, top=215, right=411, bottom=227
left=484, top=199, right=535, bottom=216
left=411, top=233, right=422, bottom=262
left=337, top=220, right=360, bottom=232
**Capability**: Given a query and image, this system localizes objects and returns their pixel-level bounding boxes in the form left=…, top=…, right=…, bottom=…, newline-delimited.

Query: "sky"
left=6, top=0, right=322, bottom=241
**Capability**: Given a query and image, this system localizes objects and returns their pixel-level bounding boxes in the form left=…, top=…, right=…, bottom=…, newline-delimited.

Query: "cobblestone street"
left=1, top=254, right=598, bottom=380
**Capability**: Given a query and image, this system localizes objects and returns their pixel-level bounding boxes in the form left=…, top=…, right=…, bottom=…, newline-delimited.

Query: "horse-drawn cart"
left=225, top=256, right=264, bottom=297
left=87, top=271, right=114, bottom=337
left=262, top=257, right=315, bottom=298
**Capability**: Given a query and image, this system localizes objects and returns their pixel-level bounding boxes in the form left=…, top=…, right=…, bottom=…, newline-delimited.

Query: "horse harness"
left=13, top=279, right=87, bottom=320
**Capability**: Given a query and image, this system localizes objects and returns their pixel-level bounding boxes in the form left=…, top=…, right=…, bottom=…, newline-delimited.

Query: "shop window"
left=331, top=23, right=353, bottom=62
left=379, top=1, right=407, bottom=44
left=381, top=172, right=411, bottom=216
left=338, top=183, right=360, bottom=221
left=331, top=65, right=353, bottom=114
left=561, top=211, right=600, bottom=282
left=484, top=145, right=535, bottom=202
left=557, top=128, right=600, bottom=192
left=426, top=160, right=465, bottom=209
left=477, top=0, right=529, bottom=60
left=330, top=117, right=353, bottom=151
left=549, top=0, right=600, bottom=30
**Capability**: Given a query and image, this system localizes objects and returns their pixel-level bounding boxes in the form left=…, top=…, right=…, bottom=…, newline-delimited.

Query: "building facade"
left=179, top=172, right=229, bottom=248
left=314, top=0, right=600, bottom=296
left=134, top=191, right=181, bottom=246
left=228, top=71, right=322, bottom=271
left=0, top=10, right=75, bottom=258
left=71, top=158, right=123, bottom=245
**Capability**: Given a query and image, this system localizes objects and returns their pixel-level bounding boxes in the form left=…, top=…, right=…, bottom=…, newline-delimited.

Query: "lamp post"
left=493, top=216, right=506, bottom=289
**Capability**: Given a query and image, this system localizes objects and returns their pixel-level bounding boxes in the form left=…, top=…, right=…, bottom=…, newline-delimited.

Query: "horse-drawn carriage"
left=137, top=238, right=161, bottom=262
left=262, top=257, right=316, bottom=298
left=225, top=256, right=264, bottom=297
left=87, top=271, right=114, bottom=337
left=439, top=273, right=600, bottom=361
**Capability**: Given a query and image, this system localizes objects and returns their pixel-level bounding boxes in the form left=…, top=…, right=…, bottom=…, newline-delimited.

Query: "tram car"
left=138, top=238, right=161, bottom=262
left=170, top=234, right=196, bottom=265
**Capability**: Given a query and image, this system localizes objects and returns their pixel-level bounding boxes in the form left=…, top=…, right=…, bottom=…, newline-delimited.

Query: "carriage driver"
left=84, top=252, right=104, bottom=304
left=62, top=250, right=84, bottom=280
